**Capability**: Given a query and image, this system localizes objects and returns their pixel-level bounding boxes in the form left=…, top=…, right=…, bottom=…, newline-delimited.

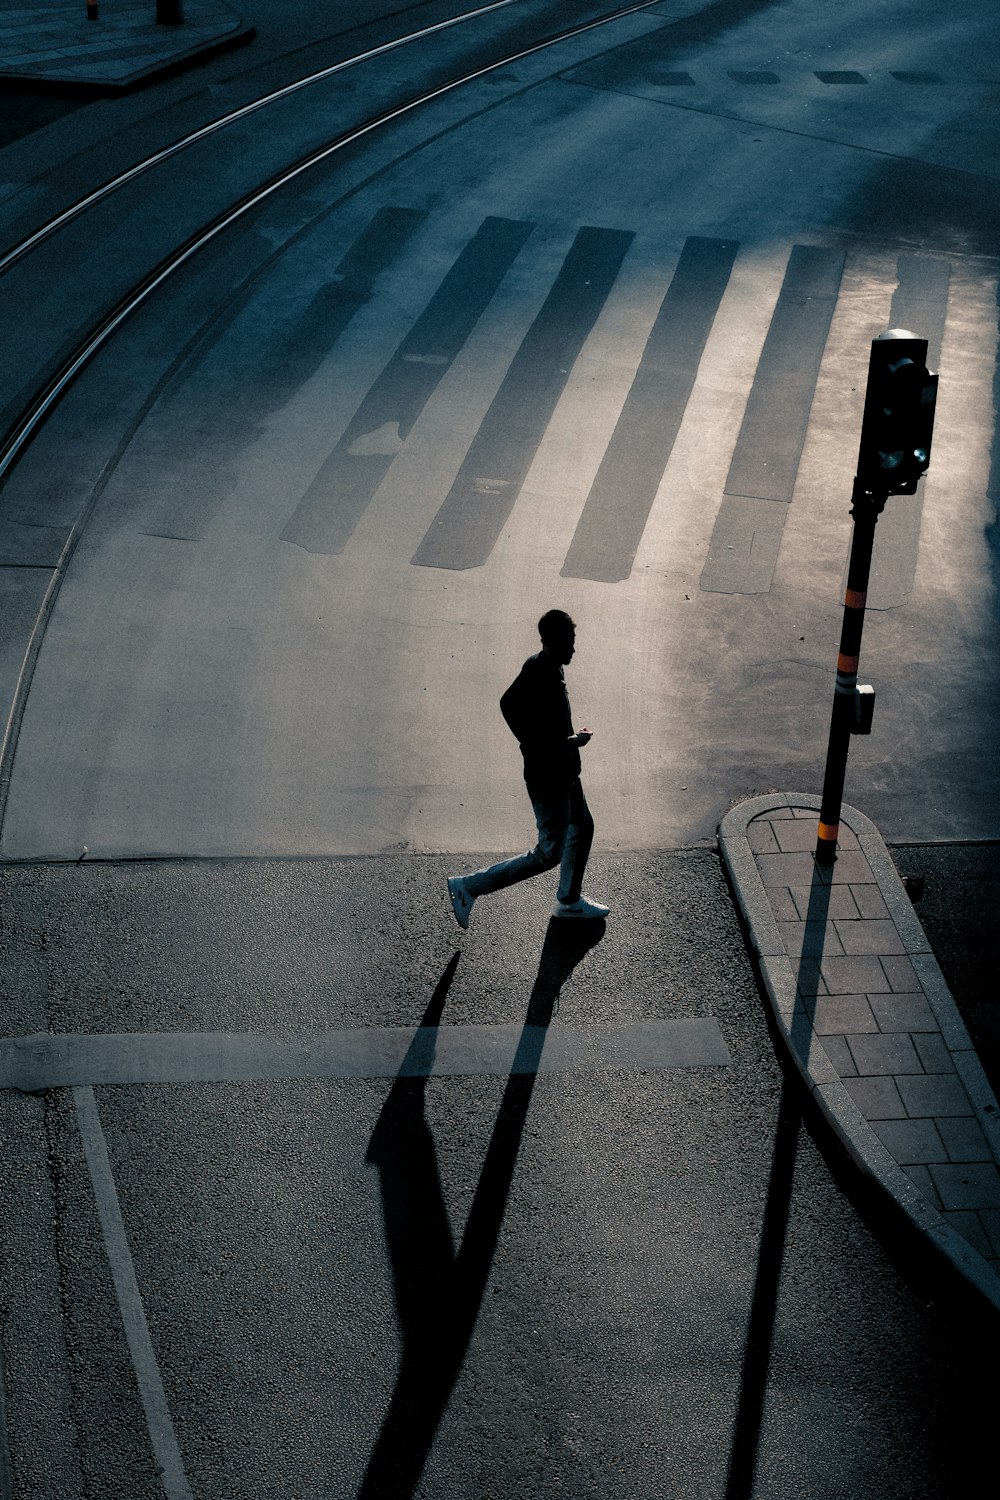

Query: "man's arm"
left=501, top=660, right=592, bottom=752
left=499, top=666, right=533, bottom=743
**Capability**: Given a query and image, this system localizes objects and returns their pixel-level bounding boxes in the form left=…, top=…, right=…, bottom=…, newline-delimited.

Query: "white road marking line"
left=3, top=1019, right=730, bottom=1091
left=73, top=1087, right=194, bottom=1500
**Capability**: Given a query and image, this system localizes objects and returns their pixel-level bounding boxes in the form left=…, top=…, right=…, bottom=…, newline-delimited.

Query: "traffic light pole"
left=814, top=479, right=887, bottom=864
left=814, top=328, right=936, bottom=864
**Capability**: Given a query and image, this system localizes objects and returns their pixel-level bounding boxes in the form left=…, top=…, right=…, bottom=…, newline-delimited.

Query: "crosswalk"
left=266, top=205, right=966, bottom=603
left=5, top=199, right=994, bottom=863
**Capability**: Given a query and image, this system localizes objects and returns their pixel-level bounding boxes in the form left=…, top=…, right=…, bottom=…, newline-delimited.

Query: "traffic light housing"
left=856, top=330, right=938, bottom=496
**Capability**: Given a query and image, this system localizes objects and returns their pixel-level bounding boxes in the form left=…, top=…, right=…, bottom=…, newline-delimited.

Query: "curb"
left=719, top=792, right=1000, bottom=1312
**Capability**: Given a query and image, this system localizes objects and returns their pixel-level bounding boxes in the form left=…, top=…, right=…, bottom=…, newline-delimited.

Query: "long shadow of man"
left=359, top=919, right=606, bottom=1499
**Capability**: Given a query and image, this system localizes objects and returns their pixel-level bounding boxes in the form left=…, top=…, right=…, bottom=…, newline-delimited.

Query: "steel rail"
left=0, top=0, right=666, bottom=826
left=0, top=0, right=519, bottom=279
left=0, top=0, right=664, bottom=488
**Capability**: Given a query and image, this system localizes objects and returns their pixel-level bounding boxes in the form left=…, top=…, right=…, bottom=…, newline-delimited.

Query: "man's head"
left=538, top=608, right=576, bottom=665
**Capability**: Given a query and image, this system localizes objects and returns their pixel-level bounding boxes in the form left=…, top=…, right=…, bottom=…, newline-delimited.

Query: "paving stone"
left=773, top=819, right=823, bottom=852
left=850, top=883, right=889, bottom=919
left=787, top=891, right=841, bottom=927
left=911, top=1033, right=955, bottom=1073
left=818, top=955, right=892, bottom=993
left=777, top=921, right=844, bottom=957
left=819, top=1034, right=856, bottom=1075
left=869, top=993, right=938, bottom=1033
left=767, top=886, right=798, bottom=922
left=756, top=852, right=816, bottom=886
left=806, top=994, right=877, bottom=1036
left=842, top=1076, right=907, bottom=1118
left=927, top=1162, right=1000, bottom=1212
left=936, top=1116, right=993, bottom=1163
left=0, top=2, right=248, bottom=84
left=896, top=1073, right=974, bottom=1118
left=902, top=1164, right=943, bottom=1209
left=748, top=820, right=780, bottom=855
left=794, top=959, right=826, bottom=997
left=833, top=919, right=906, bottom=956
left=790, top=884, right=859, bottom=921
left=4, top=47, right=63, bottom=62
left=871, top=1117, right=948, bottom=1164
left=846, top=1032, right=923, bottom=1076
left=942, top=1211, right=994, bottom=1258
left=880, top=954, right=919, bottom=992
left=818, top=851, right=875, bottom=884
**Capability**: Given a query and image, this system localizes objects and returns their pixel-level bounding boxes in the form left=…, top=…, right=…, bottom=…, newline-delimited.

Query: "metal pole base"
left=815, top=829, right=838, bottom=864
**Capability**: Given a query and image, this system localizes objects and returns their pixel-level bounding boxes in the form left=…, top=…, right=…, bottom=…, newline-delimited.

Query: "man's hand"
left=571, top=728, right=593, bottom=747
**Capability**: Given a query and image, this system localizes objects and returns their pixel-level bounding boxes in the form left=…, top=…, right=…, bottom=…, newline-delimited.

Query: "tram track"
left=0, top=0, right=671, bottom=833
left=0, top=0, right=671, bottom=484
left=0, top=0, right=520, bottom=279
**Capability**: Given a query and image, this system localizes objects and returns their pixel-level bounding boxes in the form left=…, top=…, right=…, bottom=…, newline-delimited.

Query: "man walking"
left=448, top=609, right=609, bottom=928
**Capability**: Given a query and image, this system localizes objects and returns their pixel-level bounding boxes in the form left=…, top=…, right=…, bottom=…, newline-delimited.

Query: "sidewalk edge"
left=719, top=791, right=1000, bottom=1313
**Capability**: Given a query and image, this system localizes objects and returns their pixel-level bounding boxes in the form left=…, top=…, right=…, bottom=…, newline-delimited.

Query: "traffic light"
left=856, top=329, right=938, bottom=495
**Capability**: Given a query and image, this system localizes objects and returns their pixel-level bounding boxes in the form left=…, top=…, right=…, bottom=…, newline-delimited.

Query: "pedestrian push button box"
left=851, top=684, right=875, bottom=735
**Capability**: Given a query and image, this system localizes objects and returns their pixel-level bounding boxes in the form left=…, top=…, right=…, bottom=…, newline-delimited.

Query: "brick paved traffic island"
left=720, top=793, right=1000, bottom=1308
left=0, top=0, right=252, bottom=91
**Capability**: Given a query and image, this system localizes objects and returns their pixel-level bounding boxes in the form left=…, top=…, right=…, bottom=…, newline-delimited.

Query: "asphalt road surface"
left=1, top=851, right=996, bottom=1499
left=0, top=90, right=86, bottom=151
left=891, top=841, right=1000, bottom=1099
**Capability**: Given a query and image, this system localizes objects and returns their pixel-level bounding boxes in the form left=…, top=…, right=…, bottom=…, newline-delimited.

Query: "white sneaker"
left=448, top=875, right=475, bottom=930
left=553, top=896, right=609, bottom=920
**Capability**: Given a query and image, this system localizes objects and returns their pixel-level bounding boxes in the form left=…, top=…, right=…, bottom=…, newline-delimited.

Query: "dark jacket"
left=500, top=651, right=581, bottom=786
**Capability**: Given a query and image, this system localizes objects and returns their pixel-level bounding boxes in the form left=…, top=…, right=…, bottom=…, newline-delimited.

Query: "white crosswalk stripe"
left=295, top=213, right=981, bottom=601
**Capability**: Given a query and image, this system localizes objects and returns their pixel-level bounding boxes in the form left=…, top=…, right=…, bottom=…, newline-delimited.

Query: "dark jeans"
left=464, top=777, right=594, bottom=906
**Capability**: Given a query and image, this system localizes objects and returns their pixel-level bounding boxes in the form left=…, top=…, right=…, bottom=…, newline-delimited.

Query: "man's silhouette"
left=448, top=609, right=608, bottom=927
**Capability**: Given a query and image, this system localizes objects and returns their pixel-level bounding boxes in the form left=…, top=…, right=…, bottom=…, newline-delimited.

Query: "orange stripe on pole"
left=817, top=820, right=839, bottom=842
left=837, top=653, right=859, bottom=673
left=844, top=587, right=867, bottom=609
